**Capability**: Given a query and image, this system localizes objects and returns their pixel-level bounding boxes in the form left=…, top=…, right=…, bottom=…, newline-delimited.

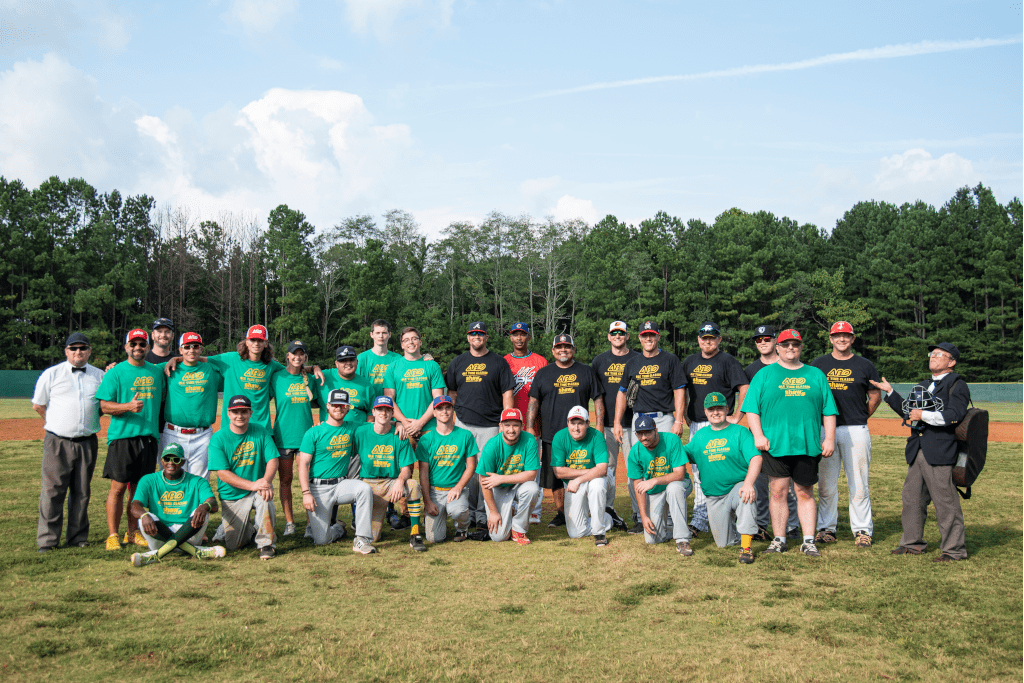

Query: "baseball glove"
left=624, top=378, right=640, bottom=409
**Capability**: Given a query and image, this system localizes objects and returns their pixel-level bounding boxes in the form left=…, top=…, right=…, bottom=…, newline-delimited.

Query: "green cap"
left=161, top=443, right=185, bottom=459
left=703, top=392, right=728, bottom=409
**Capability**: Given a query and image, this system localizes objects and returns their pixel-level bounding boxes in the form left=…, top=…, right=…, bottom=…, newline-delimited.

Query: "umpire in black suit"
left=871, top=342, right=969, bottom=561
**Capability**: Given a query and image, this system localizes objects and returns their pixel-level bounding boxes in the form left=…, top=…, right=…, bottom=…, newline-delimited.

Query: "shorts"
left=760, top=451, right=821, bottom=487
left=538, top=442, right=564, bottom=491
left=277, top=448, right=298, bottom=460
left=102, top=436, right=158, bottom=484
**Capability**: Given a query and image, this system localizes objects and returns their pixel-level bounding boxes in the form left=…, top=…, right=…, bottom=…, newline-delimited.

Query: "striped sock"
left=406, top=500, right=423, bottom=536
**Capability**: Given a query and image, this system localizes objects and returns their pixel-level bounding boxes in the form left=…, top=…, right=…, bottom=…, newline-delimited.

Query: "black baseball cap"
left=752, top=324, right=775, bottom=339
left=227, top=395, right=252, bottom=410
left=152, top=318, right=174, bottom=330
left=467, top=321, right=488, bottom=334
left=552, top=333, right=575, bottom=347
left=327, top=389, right=351, bottom=405
left=287, top=340, right=308, bottom=354
left=335, top=345, right=357, bottom=361
left=65, top=332, right=90, bottom=348
left=698, top=322, right=721, bottom=337
left=638, top=320, right=660, bottom=335
left=927, top=342, right=961, bottom=361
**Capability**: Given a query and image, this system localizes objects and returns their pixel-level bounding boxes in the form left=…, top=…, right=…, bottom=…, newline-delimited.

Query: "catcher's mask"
left=902, top=386, right=944, bottom=416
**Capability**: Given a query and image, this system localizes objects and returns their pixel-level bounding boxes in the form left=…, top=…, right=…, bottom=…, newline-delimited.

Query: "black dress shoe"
left=890, top=546, right=924, bottom=556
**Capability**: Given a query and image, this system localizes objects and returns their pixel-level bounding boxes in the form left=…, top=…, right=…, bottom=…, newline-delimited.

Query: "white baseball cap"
left=609, top=321, right=627, bottom=333
left=567, top=406, right=589, bottom=422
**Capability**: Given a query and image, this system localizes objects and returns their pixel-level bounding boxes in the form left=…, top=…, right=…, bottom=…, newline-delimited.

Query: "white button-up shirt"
left=32, top=361, right=105, bottom=438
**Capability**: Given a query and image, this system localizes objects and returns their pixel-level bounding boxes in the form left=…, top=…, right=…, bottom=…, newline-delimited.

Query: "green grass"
left=0, top=435, right=1021, bottom=682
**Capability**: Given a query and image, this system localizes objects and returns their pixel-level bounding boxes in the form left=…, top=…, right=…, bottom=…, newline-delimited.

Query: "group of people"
left=32, top=315, right=972, bottom=565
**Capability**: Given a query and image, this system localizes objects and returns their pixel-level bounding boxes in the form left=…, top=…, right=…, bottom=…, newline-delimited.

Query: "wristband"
left=302, top=490, right=311, bottom=495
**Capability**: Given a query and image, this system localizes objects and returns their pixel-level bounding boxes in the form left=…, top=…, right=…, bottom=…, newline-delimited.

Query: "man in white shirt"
left=32, top=332, right=105, bottom=552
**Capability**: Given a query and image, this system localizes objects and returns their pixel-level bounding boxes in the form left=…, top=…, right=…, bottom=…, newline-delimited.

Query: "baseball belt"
left=311, top=477, right=344, bottom=485
left=165, top=423, right=208, bottom=435
left=433, top=486, right=453, bottom=491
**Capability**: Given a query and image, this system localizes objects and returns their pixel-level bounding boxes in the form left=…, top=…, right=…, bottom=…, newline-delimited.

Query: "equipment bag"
left=952, top=381, right=988, bottom=499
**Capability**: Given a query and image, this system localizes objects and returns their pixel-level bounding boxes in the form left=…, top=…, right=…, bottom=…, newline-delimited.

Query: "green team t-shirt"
left=626, top=432, right=687, bottom=495
left=354, top=424, right=416, bottom=479
left=383, top=356, right=446, bottom=432
left=475, top=433, right=540, bottom=488
left=132, top=471, right=214, bottom=525
left=316, top=370, right=376, bottom=424
left=356, top=349, right=401, bottom=387
left=550, top=426, right=609, bottom=485
left=683, top=423, right=760, bottom=497
left=299, top=422, right=358, bottom=480
left=740, top=363, right=838, bottom=457
left=160, top=361, right=221, bottom=428
left=415, top=426, right=479, bottom=489
left=271, top=368, right=314, bottom=449
left=207, top=353, right=285, bottom=429
left=207, top=423, right=279, bottom=501
left=95, top=361, right=166, bottom=441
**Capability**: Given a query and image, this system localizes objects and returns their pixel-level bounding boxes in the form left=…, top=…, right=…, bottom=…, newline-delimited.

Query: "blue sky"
left=1, top=0, right=1020, bottom=239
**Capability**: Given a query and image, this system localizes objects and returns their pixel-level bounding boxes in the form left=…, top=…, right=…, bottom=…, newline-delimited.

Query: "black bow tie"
left=71, top=367, right=86, bottom=373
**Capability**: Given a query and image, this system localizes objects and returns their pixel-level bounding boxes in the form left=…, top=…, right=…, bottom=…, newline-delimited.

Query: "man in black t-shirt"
left=811, top=321, right=881, bottom=548
left=613, top=320, right=687, bottom=442
left=444, top=321, right=515, bottom=528
left=145, top=318, right=181, bottom=365
left=681, top=322, right=749, bottom=533
left=527, top=334, right=603, bottom=528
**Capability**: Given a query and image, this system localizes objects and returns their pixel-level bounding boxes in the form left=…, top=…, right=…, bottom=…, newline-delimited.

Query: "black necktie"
left=72, top=367, right=86, bottom=373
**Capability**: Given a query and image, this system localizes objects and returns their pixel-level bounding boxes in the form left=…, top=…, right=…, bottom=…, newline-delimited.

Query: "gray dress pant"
left=37, top=432, right=98, bottom=549
left=900, top=450, right=967, bottom=559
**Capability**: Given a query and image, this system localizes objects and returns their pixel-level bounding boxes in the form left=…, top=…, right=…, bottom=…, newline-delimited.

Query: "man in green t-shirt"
left=97, top=328, right=167, bottom=551
left=208, top=395, right=280, bottom=560
left=475, top=408, right=541, bottom=545
left=417, top=395, right=478, bottom=543
left=741, top=329, right=837, bottom=558
left=356, top=319, right=402, bottom=387
left=626, top=415, right=693, bottom=555
left=297, top=389, right=377, bottom=554
left=316, top=346, right=377, bottom=425
left=551, top=406, right=614, bottom=546
left=355, top=396, right=426, bottom=552
left=683, top=393, right=762, bottom=564
left=384, top=326, right=446, bottom=443
left=271, top=340, right=315, bottom=537
left=128, top=443, right=225, bottom=566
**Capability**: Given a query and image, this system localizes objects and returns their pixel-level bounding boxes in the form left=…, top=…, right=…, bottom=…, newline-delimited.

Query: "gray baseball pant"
left=455, top=419, right=499, bottom=526
left=309, top=479, right=373, bottom=544
left=632, top=412, right=676, bottom=525
left=426, top=486, right=470, bottom=542
left=484, top=481, right=541, bottom=541
left=705, top=482, right=759, bottom=548
left=642, top=479, right=692, bottom=545
left=565, top=479, right=612, bottom=538
left=220, top=493, right=276, bottom=551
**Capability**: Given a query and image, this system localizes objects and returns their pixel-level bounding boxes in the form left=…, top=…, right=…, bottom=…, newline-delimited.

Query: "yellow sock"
left=741, top=534, right=752, bottom=549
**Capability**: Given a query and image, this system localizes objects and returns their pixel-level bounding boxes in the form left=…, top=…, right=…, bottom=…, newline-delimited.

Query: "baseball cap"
left=432, top=395, right=454, bottom=408
left=752, top=324, right=776, bottom=339
left=704, top=392, right=728, bottom=409
left=567, top=405, right=589, bottom=422
left=777, top=329, right=803, bottom=344
left=327, top=389, right=350, bottom=405
left=246, top=324, right=268, bottom=340
left=467, top=321, right=488, bottom=334
left=638, top=320, right=660, bottom=335
left=500, top=408, right=523, bottom=423
left=698, top=322, right=721, bottom=337
left=829, top=321, right=855, bottom=335
left=286, top=340, right=308, bottom=354
left=552, top=333, right=575, bottom=347
left=65, top=332, right=90, bottom=348
left=927, top=342, right=961, bottom=361
left=161, top=443, right=185, bottom=459
left=509, top=322, right=529, bottom=334
left=152, top=317, right=174, bottom=331
left=179, top=332, right=202, bottom=346
left=335, top=345, right=357, bottom=361
left=609, top=321, right=628, bottom=333
left=125, top=329, right=148, bottom=344
left=227, top=395, right=252, bottom=410
left=634, top=415, right=657, bottom=431
left=372, top=395, right=395, bottom=409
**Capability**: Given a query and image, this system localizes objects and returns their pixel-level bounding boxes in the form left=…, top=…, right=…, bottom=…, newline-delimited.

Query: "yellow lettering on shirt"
left=703, top=437, right=730, bottom=462
left=370, top=444, right=394, bottom=456
left=554, top=373, right=580, bottom=394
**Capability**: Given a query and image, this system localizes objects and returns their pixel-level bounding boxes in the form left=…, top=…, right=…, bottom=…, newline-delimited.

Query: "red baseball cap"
left=829, top=321, right=854, bottom=335
left=777, top=329, right=803, bottom=343
left=179, top=332, right=203, bottom=346
left=500, top=408, right=523, bottom=423
left=125, top=329, right=148, bottom=344
left=246, top=324, right=268, bottom=340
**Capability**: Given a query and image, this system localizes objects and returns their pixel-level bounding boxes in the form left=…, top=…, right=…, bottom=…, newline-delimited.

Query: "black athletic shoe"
left=547, top=511, right=566, bottom=528
left=393, top=515, right=411, bottom=531
left=468, top=529, right=490, bottom=542
left=628, top=522, right=644, bottom=535
left=594, top=534, right=608, bottom=547
left=409, top=535, right=427, bottom=552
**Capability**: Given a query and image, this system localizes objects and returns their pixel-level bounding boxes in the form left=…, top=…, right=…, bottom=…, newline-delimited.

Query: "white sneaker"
left=195, top=545, right=227, bottom=560
left=283, top=522, right=296, bottom=536
left=352, top=536, right=377, bottom=554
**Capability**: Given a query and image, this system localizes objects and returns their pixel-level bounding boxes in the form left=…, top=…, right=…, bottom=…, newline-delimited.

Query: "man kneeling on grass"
left=682, top=393, right=762, bottom=564
left=129, top=443, right=225, bottom=566
left=551, top=406, right=614, bottom=547
left=627, top=415, right=694, bottom=556
left=417, top=395, right=479, bottom=544
left=476, top=408, right=541, bottom=545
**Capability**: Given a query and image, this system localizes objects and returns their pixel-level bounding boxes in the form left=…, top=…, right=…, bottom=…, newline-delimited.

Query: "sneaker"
left=594, top=534, right=608, bottom=547
left=751, top=526, right=771, bottom=542
left=283, top=522, right=296, bottom=536
left=468, top=529, right=490, bottom=542
left=331, top=521, right=348, bottom=541
left=676, top=541, right=694, bottom=556
left=786, top=527, right=802, bottom=540
left=304, top=525, right=313, bottom=539
left=739, top=547, right=755, bottom=564
left=800, top=541, right=821, bottom=557
left=854, top=532, right=873, bottom=548
left=452, top=529, right=468, bottom=542
left=105, top=534, right=121, bottom=551
left=259, top=546, right=275, bottom=560
left=212, top=522, right=226, bottom=543
left=628, top=522, right=644, bottom=535
left=529, top=513, right=541, bottom=525
left=409, top=535, right=427, bottom=552
left=352, top=536, right=377, bottom=554
left=814, top=529, right=837, bottom=544
left=511, top=530, right=531, bottom=546
left=547, top=511, right=566, bottom=528
left=764, top=539, right=788, bottom=554
left=130, top=551, right=158, bottom=567
left=195, top=545, right=227, bottom=560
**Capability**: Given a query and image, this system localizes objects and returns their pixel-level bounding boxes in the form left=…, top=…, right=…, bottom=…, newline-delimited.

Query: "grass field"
left=0, top=433, right=1021, bottom=682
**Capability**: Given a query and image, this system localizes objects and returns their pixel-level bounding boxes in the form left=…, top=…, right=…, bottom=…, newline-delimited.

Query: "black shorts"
left=103, top=436, right=158, bottom=484
left=760, top=451, right=821, bottom=487
left=538, top=441, right=564, bottom=491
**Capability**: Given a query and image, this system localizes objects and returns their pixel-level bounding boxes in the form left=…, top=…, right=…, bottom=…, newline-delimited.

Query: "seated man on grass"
left=550, top=405, right=614, bottom=547
left=476, top=408, right=541, bottom=545
left=627, top=415, right=693, bottom=556
left=417, top=395, right=479, bottom=543
left=682, top=392, right=762, bottom=564
left=128, top=443, right=225, bottom=566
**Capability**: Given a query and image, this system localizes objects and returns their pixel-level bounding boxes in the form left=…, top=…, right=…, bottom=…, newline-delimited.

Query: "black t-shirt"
left=745, top=359, right=770, bottom=382
left=592, top=349, right=639, bottom=428
left=681, top=351, right=749, bottom=422
left=145, top=349, right=180, bottom=365
left=529, top=362, right=601, bottom=443
left=810, top=353, right=880, bottom=426
left=617, top=349, right=687, bottom=415
left=444, top=350, right=514, bottom=427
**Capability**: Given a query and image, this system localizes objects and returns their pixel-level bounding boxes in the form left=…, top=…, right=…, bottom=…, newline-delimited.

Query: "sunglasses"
left=753, top=336, right=773, bottom=343
left=128, top=341, right=147, bottom=348
left=468, top=332, right=486, bottom=337
left=162, top=456, right=184, bottom=464
left=609, top=331, right=626, bottom=337
left=777, top=342, right=802, bottom=349
left=67, top=346, right=89, bottom=352
left=181, top=344, right=202, bottom=350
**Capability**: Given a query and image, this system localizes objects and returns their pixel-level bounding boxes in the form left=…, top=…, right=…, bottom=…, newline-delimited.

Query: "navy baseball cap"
left=467, top=322, right=488, bottom=334
left=327, top=389, right=350, bottom=405
left=152, top=317, right=174, bottom=330
left=928, top=342, right=961, bottom=361
left=698, top=322, right=721, bottom=337
left=638, top=321, right=660, bottom=335
left=335, top=345, right=357, bottom=361
left=432, top=395, right=454, bottom=407
left=287, top=340, right=308, bottom=354
left=752, top=325, right=775, bottom=339
left=509, top=322, right=529, bottom=334
left=227, top=395, right=252, bottom=410
left=373, top=395, right=395, bottom=409
left=65, top=332, right=90, bottom=348
left=634, top=415, right=657, bottom=431
left=552, top=333, right=575, bottom=347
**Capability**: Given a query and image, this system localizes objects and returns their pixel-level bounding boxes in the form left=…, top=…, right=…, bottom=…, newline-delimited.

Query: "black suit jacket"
left=884, top=372, right=970, bottom=466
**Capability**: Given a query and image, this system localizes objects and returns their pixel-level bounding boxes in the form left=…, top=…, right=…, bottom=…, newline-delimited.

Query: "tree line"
left=1, top=175, right=1020, bottom=382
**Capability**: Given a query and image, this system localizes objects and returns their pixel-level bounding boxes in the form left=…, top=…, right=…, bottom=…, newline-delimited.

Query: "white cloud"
left=411, top=205, right=481, bottom=240
left=342, top=0, right=455, bottom=40
left=549, top=195, right=599, bottom=225
left=318, top=56, right=346, bottom=70
left=227, top=0, right=297, bottom=34
left=520, top=175, right=560, bottom=197
left=871, top=148, right=975, bottom=192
